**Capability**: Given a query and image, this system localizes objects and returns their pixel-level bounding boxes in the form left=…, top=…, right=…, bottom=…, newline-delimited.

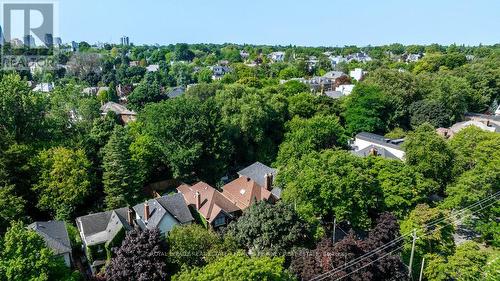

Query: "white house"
left=336, top=84, right=355, bottom=96
left=146, top=64, right=160, bottom=72
left=349, top=68, right=365, bottom=81
left=33, top=82, right=54, bottom=93
left=350, top=132, right=405, bottom=161
left=268, top=51, right=285, bottom=62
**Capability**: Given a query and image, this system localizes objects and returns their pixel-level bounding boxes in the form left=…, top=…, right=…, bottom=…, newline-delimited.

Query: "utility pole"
left=332, top=217, right=337, bottom=244
left=408, top=229, right=417, bottom=278
left=418, top=257, right=425, bottom=281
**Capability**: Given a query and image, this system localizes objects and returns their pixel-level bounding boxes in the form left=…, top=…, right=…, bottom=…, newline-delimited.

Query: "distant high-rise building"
left=23, top=34, right=35, bottom=48
left=44, top=33, right=54, bottom=47
left=0, top=26, right=4, bottom=45
left=120, top=36, right=130, bottom=46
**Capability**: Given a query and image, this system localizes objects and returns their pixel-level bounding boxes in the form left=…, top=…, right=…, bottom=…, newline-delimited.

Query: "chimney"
left=487, top=120, right=490, bottom=127
left=127, top=208, right=134, bottom=226
left=195, top=191, right=201, bottom=210
left=144, top=201, right=150, bottom=222
left=264, top=173, right=273, bottom=191
left=369, top=147, right=378, bottom=156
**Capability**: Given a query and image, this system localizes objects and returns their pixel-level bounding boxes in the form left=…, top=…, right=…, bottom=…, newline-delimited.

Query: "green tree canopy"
left=275, top=115, right=346, bottom=168
left=227, top=201, right=310, bottom=256
left=102, top=126, right=143, bottom=209
left=172, top=252, right=294, bottom=281
left=167, top=224, right=225, bottom=268
left=368, top=158, right=439, bottom=218
left=278, top=150, right=380, bottom=229
left=342, top=84, right=391, bottom=135
left=400, top=204, right=455, bottom=280
left=137, top=97, right=231, bottom=182
left=403, top=123, right=454, bottom=186
left=32, top=147, right=92, bottom=220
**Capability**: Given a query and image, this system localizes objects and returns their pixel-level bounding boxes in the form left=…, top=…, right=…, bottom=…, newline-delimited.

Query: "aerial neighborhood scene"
left=0, top=0, right=499, bottom=280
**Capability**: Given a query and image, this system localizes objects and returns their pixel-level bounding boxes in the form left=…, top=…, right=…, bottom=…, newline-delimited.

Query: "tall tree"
left=0, top=185, right=25, bottom=231
left=138, top=97, right=231, bottom=182
left=368, top=158, right=439, bottom=218
left=279, top=150, right=380, bottom=229
left=0, top=74, right=46, bottom=142
left=342, top=84, right=391, bottom=135
left=105, top=229, right=168, bottom=281
left=102, top=126, right=142, bottom=209
left=403, top=123, right=454, bottom=186
left=32, top=147, right=92, bottom=220
left=275, top=115, right=347, bottom=168
left=227, top=201, right=310, bottom=256
left=400, top=204, right=455, bottom=280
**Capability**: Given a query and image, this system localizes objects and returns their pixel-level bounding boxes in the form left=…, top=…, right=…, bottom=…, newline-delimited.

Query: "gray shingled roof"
left=28, top=221, right=71, bottom=255
left=133, top=194, right=193, bottom=230
left=76, top=207, right=132, bottom=246
left=237, top=162, right=277, bottom=188
left=355, top=132, right=404, bottom=149
left=157, top=193, right=194, bottom=224
left=167, top=86, right=185, bottom=98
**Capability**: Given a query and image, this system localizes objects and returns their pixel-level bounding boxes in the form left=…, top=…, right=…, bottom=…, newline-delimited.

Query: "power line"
left=335, top=245, right=405, bottom=281
left=310, top=191, right=499, bottom=281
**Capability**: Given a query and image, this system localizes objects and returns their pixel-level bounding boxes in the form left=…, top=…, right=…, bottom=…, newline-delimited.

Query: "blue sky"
left=56, top=0, right=499, bottom=46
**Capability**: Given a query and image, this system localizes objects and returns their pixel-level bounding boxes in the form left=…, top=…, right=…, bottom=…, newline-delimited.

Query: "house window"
left=213, top=216, right=226, bottom=227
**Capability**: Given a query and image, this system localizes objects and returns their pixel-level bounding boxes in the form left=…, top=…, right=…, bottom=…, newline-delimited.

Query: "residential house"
left=323, top=71, right=348, bottom=82
left=129, top=61, right=140, bottom=67
left=329, top=55, right=347, bottom=68
left=83, top=86, right=109, bottom=96
left=100, top=101, right=137, bottom=124
left=76, top=207, right=133, bottom=273
left=346, top=52, right=372, bottom=63
left=403, top=53, right=423, bottom=63
left=268, top=51, right=286, bottom=62
left=335, top=84, right=355, bottom=96
left=33, top=82, right=55, bottom=93
left=116, top=84, right=135, bottom=102
left=133, top=194, right=194, bottom=234
left=349, top=68, right=366, bottom=81
left=437, top=118, right=499, bottom=139
left=146, top=64, right=160, bottom=72
left=210, top=65, right=231, bottom=80
left=283, top=76, right=334, bottom=93
left=237, top=162, right=281, bottom=200
left=166, top=86, right=186, bottom=98
left=350, top=132, right=405, bottom=161
left=28, top=221, right=72, bottom=267
left=177, top=182, right=240, bottom=229
left=221, top=177, right=274, bottom=210
left=307, top=56, right=319, bottom=71
left=240, top=50, right=250, bottom=59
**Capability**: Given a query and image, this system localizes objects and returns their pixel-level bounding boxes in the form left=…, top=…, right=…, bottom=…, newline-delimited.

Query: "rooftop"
left=28, top=221, right=71, bottom=255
